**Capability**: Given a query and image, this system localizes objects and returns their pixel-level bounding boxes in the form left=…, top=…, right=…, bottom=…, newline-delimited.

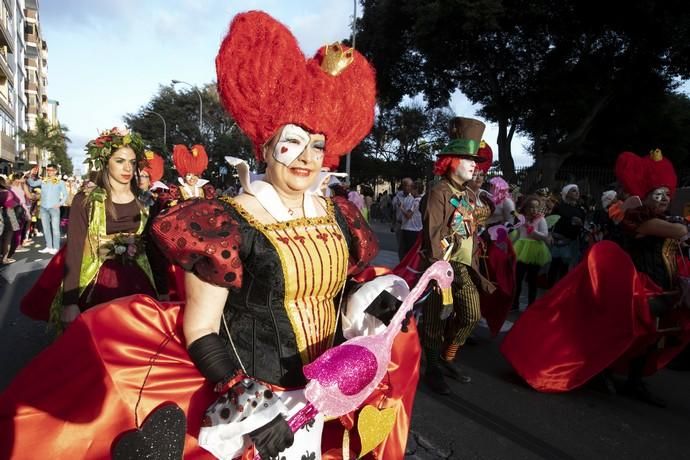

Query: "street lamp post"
left=345, top=0, right=357, bottom=179
left=145, top=110, right=167, bottom=151
left=171, top=79, right=203, bottom=133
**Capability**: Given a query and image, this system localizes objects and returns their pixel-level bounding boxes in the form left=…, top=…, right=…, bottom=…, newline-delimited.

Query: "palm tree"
left=18, top=117, right=72, bottom=174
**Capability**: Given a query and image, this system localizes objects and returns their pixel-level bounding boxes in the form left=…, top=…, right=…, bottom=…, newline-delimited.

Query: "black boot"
left=424, top=349, right=451, bottom=395
left=439, top=359, right=472, bottom=383
left=623, top=355, right=666, bottom=408
left=621, top=379, right=666, bottom=408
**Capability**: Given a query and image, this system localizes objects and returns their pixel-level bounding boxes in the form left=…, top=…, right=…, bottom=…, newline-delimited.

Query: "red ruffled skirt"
left=501, top=241, right=690, bottom=392
left=2, top=295, right=417, bottom=459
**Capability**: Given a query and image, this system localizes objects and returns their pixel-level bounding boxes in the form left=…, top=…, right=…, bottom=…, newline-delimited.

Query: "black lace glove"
left=187, top=332, right=238, bottom=384
left=248, top=414, right=294, bottom=459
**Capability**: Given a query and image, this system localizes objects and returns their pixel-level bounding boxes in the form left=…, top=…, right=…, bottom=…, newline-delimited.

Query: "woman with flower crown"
left=19, top=127, right=157, bottom=328
left=2, top=11, right=419, bottom=460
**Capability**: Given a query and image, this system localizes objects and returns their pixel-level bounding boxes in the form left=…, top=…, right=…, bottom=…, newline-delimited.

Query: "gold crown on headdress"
left=649, top=148, right=663, bottom=161
left=191, top=146, right=199, bottom=157
left=320, top=43, right=354, bottom=76
left=145, top=150, right=155, bottom=160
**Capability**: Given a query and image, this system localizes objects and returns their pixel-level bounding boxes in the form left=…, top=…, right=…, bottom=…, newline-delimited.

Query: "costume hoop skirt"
left=501, top=241, right=690, bottom=392
left=2, top=294, right=418, bottom=459
left=513, top=238, right=551, bottom=266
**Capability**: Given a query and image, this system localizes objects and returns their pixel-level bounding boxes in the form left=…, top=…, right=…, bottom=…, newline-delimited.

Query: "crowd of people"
left=0, top=9, right=688, bottom=460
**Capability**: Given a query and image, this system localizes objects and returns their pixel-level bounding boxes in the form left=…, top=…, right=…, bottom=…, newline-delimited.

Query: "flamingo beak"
left=441, top=287, right=453, bottom=309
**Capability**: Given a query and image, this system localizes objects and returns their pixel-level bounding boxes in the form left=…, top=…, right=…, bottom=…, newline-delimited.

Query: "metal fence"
left=509, top=165, right=690, bottom=205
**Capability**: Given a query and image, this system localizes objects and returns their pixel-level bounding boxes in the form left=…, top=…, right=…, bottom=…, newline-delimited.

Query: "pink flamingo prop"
left=254, top=261, right=454, bottom=459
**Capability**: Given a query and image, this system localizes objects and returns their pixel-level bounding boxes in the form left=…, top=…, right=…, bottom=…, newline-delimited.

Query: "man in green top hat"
left=419, top=116, right=493, bottom=395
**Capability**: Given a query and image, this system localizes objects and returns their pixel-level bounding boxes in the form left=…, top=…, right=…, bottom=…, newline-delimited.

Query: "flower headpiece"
left=85, top=127, right=146, bottom=171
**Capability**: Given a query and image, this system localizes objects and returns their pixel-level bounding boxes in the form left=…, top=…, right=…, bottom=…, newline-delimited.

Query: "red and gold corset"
left=151, top=196, right=379, bottom=387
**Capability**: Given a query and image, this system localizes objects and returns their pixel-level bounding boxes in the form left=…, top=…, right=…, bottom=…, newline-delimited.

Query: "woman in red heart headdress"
left=1, top=11, right=418, bottom=460
left=169, top=144, right=216, bottom=201
left=502, top=149, right=690, bottom=407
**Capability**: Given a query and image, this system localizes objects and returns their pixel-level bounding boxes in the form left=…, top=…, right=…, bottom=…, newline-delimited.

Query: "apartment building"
left=23, top=0, right=48, bottom=169
left=0, top=0, right=17, bottom=174
left=0, top=0, right=51, bottom=175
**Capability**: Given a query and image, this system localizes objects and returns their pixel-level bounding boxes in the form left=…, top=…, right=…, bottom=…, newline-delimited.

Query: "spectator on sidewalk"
left=392, top=177, right=413, bottom=258
left=10, top=173, right=32, bottom=252
left=399, top=181, right=423, bottom=259
left=28, top=164, right=67, bottom=255
left=0, top=176, right=21, bottom=264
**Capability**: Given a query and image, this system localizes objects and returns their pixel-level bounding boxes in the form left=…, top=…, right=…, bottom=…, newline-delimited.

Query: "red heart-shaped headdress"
left=615, top=150, right=677, bottom=198
left=172, top=144, right=208, bottom=177
left=216, top=11, right=377, bottom=163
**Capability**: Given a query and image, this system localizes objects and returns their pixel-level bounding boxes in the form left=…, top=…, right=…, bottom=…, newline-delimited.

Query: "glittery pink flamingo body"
left=301, top=260, right=453, bottom=417
left=254, top=261, right=453, bottom=459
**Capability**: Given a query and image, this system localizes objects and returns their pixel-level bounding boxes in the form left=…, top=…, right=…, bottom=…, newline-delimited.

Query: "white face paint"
left=645, top=186, right=671, bottom=213
left=454, top=158, right=476, bottom=182
left=273, top=124, right=322, bottom=166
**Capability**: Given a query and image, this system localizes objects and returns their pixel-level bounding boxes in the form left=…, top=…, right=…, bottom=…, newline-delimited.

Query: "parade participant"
left=19, top=128, right=157, bottom=328
left=140, top=150, right=176, bottom=300
left=470, top=147, right=518, bottom=336
left=27, top=163, right=67, bottom=254
left=501, top=149, right=690, bottom=406
left=511, top=196, right=551, bottom=310
left=485, top=176, right=516, bottom=226
left=170, top=144, right=215, bottom=200
left=420, top=117, right=493, bottom=394
left=548, top=183, right=586, bottom=285
left=2, top=11, right=418, bottom=460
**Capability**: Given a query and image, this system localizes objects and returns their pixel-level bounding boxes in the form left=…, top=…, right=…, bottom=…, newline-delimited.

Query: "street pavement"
left=1, top=225, right=690, bottom=459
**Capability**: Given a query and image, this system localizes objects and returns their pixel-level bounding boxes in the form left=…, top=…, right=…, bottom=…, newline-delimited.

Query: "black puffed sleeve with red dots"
left=151, top=199, right=244, bottom=290
left=332, top=196, right=379, bottom=276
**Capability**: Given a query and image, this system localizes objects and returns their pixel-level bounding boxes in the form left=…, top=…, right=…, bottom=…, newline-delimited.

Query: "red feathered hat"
left=475, top=140, right=493, bottom=173
left=142, top=150, right=165, bottom=183
left=172, top=144, right=208, bottom=177
left=216, top=11, right=377, bottom=162
left=322, top=154, right=341, bottom=171
left=615, top=149, right=677, bottom=198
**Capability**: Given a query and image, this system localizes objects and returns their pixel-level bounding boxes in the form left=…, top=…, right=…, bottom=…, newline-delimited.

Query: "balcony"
left=0, top=131, right=15, bottom=162
left=24, top=7, right=37, bottom=22
left=0, top=51, right=11, bottom=80
left=0, top=17, right=13, bottom=54
left=0, top=95, right=13, bottom=119
left=25, top=80, right=37, bottom=93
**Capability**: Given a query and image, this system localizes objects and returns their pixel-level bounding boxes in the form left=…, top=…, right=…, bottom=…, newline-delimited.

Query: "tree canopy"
left=356, top=0, right=690, bottom=185
left=124, top=84, right=253, bottom=184
left=19, top=117, right=73, bottom=175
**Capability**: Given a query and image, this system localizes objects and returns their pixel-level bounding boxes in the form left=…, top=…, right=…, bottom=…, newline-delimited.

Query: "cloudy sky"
left=40, top=1, right=688, bottom=175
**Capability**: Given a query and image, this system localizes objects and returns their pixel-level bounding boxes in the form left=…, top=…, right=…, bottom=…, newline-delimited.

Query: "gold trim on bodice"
left=224, top=198, right=349, bottom=364
left=661, top=238, right=679, bottom=289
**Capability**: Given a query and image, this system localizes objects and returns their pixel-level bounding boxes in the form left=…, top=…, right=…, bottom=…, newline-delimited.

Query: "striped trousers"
left=421, top=261, right=482, bottom=353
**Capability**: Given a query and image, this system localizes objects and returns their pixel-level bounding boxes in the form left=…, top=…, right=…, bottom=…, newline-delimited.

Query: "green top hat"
left=437, top=117, right=488, bottom=162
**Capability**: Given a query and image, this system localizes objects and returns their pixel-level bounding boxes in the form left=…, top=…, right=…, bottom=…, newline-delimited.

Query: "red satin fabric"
left=2, top=295, right=215, bottom=459
left=3, top=295, right=417, bottom=459
left=321, top=320, right=421, bottom=460
left=501, top=241, right=690, bottom=392
left=392, top=235, right=424, bottom=288
left=20, top=246, right=66, bottom=321
left=479, top=239, right=517, bottom=336
left=20, top=248, right=157, bottom=320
